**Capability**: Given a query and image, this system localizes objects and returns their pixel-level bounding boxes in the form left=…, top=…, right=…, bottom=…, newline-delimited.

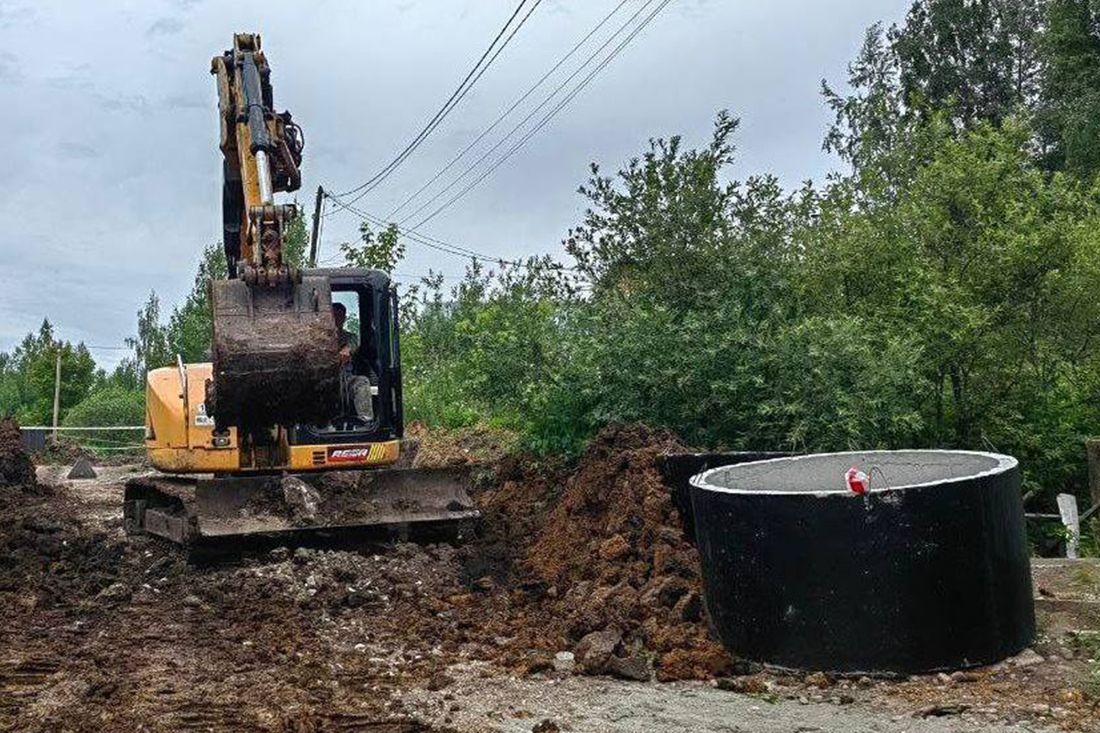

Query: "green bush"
left=61, top=387, right=145, bottom=450
left=339, top=3, right=1100, bottom=510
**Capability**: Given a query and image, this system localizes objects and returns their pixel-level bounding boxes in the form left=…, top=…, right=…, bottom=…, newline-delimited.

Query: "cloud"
left=57, top=142, right=99, bottom=159
left=0, top=52, right=21, bottom=85
left=44, top=64, right=93, bottom=92
left=147, top=16, right=184, bottom=36
left=0, top=3, right=34, bottom=29
left=162, top=93, right=205, bottom=110
left=95, top=92, right=150, bottom=115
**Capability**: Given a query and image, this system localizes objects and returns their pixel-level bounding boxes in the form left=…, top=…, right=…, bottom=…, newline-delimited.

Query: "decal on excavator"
left=327, top=446, right=373, bottom=463
left=194, top=403, right=214, bottom=427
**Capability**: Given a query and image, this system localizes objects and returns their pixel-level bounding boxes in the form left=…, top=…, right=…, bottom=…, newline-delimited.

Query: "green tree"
left=116, top=292, right=172, bottom=388
left=892, top=0, right=1044, bottom=127
left=565, top=110, right=740, bottom=309
left=166, top=241, right=228, bottom=363
left=1037, top=0, right=1100, bottom=175
left=339, top=221, right=406, bottom=271
left=62, top=386, right=145, bottom=446
left=283, top=210, right=309, bottom=269
left=0, top=320, right=96, bottom=425
left=822, top=23, right=911, bottom=174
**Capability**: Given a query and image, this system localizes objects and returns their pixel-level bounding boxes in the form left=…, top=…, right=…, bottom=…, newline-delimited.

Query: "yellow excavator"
left=124, top=34, right=477, bottom=557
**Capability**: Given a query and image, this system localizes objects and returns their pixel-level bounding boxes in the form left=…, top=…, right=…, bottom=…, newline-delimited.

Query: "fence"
left=19, top=425, right=145, bottom=453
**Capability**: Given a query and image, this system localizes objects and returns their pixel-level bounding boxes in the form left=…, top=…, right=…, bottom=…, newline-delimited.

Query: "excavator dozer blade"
left=209, top=276, right=343, bottom=430
left=124, top=467, right=479, bottom=561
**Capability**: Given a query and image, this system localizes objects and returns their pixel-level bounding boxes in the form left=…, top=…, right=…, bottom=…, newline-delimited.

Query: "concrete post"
left=1057, top=493, right=1080, bottom=560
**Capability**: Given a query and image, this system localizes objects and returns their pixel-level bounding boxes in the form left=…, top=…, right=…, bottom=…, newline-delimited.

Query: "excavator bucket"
left=209, top=276, right=343, bottom=430
left=124, top=467, right=480, bottom=561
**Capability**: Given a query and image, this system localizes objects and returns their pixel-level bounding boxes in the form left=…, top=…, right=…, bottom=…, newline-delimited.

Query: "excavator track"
left=124, top=467, right=480, bottom=561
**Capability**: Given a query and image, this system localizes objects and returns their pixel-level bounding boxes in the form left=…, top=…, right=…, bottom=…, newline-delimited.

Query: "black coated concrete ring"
left=690, top=450, right=1035, bottom=674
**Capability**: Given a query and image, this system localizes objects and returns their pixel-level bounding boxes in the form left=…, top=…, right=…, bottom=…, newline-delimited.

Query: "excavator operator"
left=333, top=302, right=358, bottom=365
left=332, top=302, right=374, bottom=423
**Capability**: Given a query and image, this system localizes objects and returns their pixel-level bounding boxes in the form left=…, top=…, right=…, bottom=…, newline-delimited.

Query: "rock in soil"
left=1011, top=648, right=1044, bottom=667
left=574, top=627, right=623, bottom=674
left=531, top=720, right=560, bottom=733
left=716, top=675, right=770, bottom=694
left=281, top=475, right=322, bottom=524
left=606, top=651, right=651, bottom=681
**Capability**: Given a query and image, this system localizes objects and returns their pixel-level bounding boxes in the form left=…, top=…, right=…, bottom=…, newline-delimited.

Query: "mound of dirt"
left=0, top=418, right=38, bottom=493
left=468, top=424, right=731, bottom=681
left=524, top=424, right=731, bottom=681
left=31, top=435, right=90, bottom=465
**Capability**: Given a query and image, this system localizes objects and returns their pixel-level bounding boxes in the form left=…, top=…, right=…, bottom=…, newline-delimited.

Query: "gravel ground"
left=402, top=663, right=1064, bottom=733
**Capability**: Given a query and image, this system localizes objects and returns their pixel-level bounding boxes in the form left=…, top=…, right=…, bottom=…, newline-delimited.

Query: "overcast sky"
left=0, top=0, right=911, bottom=369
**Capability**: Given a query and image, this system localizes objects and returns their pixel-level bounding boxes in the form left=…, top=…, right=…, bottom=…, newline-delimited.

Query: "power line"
left=327, top=192, right=526, bottom=263
left=333, top=0, right=531, bottom=199
left=331, top=0, right=541, bottom=205
left=396, top=0, right=658, bottom=226
left=410, top=0, right=672, bottom=229
left=325, top=190, right=577, bottom=272
left=385, top=0, right=631, bottom=221
left=316, top=256, right=462, bottom=282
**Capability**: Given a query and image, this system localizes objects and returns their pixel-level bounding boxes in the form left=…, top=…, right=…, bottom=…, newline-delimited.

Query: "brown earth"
left=0, top=423, right=1097, bottom=731
left=475, top=423, right=729, bottom=681
left=0, top=419, right=38, bottom=493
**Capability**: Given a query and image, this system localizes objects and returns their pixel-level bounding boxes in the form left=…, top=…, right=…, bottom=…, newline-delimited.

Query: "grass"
left=1070, top=631, right=1100, bottom=699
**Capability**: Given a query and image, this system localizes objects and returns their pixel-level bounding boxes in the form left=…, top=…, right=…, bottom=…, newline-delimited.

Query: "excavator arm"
left=206, top=33, right=342, bottom=433
left=211, top=32, right=304, bottom=281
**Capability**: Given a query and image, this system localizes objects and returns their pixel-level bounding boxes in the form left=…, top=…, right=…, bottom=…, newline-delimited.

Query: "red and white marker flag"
left=845, top=466, right=869, bottom=495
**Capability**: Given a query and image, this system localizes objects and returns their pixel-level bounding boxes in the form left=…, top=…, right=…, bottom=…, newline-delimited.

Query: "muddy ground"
left=0, top=423, right=1098, bottom=732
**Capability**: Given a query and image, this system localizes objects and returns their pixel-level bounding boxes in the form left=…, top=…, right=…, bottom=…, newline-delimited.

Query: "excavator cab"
left=289, top=268, right=405, bottom=449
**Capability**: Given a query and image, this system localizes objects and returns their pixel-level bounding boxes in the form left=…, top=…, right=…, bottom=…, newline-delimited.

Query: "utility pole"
left=51, top=349, right=62, bottom=441
left=309, top=185, right=323, bottom=268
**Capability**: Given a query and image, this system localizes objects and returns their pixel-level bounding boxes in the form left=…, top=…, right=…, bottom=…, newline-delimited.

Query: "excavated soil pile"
left=32, top=435, right=90, bottom=466
left=405, top=421, right=518, bottom=469
left=0, top=418, right=36, bottom=493
left=515, top=423, right=732, bottom=681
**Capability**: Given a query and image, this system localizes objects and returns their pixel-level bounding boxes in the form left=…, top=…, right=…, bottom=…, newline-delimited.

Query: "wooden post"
left=51, top=349, right=61, bottom=440
left=1086, top=438, right=1100, bottom=508
left=309, top=185, right=324, bottom=268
